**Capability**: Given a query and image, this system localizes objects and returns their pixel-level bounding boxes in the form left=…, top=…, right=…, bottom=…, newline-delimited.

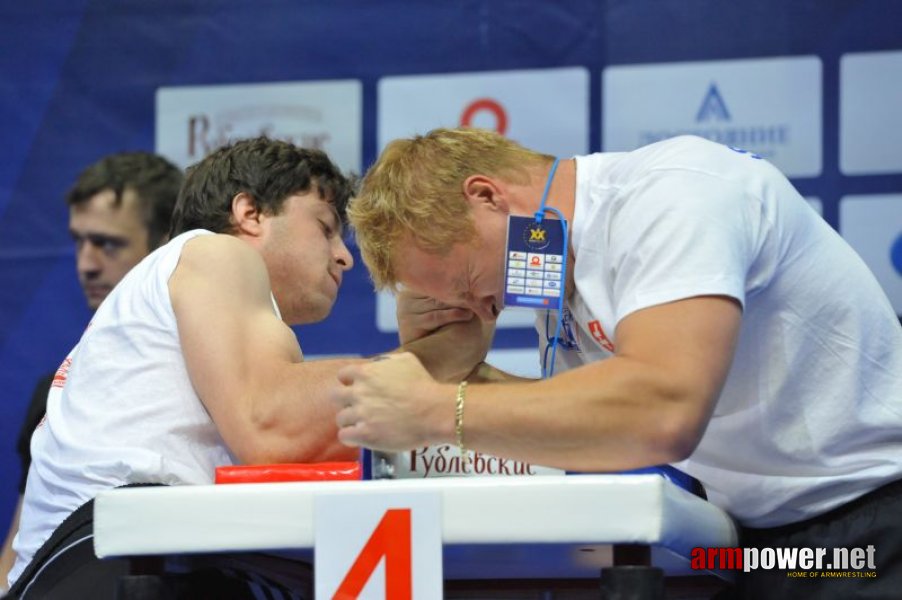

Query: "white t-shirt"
left=9, top=229, right=274, bottom=585
left=540, top=135, right=902, bottom=527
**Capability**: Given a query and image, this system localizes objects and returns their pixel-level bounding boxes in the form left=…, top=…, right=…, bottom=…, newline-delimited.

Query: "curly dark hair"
left=170, top=137, right=353, bottom=237
left=66, top=152, right=183, bottom=249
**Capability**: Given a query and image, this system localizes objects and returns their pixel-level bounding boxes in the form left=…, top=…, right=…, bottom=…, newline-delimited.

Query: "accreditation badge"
left=503, top=215, right=566, bottom=310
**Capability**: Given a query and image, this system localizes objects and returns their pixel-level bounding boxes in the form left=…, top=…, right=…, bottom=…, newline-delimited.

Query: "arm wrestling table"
left=94, top=474, right=738, bottom=599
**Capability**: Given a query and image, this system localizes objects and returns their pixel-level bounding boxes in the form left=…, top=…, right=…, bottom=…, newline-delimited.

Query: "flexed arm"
left=170, top=234, right=360, bottom=464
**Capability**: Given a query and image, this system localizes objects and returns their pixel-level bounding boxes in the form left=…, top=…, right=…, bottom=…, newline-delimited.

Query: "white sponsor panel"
left=155, top=80, right=362, bottom=173
left=315, top=491, right=442, bottom=599
left=839, top=194, right=902, bottom=313
left=378, top=67, right=589, bottom=157
left=840, top=51, right=902, bottom=175
left=375, top=68, right=588, bottom=335
left=603, top=56, right=822, bottom=177
left=376, top=444, right=563, bottom=479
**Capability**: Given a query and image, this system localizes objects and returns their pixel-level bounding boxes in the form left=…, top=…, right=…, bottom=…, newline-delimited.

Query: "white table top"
left=94, top=474, right=738, bottom=580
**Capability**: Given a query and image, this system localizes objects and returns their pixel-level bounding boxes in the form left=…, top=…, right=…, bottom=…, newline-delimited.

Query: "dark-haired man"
left=7, top=137, right=483, bottom=599
left=0, top=152, right=182, bottom=592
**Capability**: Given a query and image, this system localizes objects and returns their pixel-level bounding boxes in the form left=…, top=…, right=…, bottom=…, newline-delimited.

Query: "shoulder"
left=179, top=234, right=266, bottom=278
left=180, top=232, right=258, bottom=264
left=171, top=233, right=272, bottom=301
left=630, top=136, right=731, bottom=170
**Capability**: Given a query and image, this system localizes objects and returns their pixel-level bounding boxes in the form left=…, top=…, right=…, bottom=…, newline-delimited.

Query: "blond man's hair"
left=349, top=127, right=551, bottom=289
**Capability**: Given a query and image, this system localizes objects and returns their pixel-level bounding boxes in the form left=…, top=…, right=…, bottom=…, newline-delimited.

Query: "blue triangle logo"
left=696, top=83, right=731, bottom=122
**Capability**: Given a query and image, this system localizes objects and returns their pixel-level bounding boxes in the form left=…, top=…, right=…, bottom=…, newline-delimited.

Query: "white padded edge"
left=94, top=475, right=737, bottom=558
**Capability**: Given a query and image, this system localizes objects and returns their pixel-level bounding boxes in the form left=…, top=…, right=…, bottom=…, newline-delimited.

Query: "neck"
left=511, top=159, right=577, bottom=222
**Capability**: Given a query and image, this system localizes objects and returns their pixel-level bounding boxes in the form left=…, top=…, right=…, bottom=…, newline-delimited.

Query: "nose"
left=76, top=241, right=102, bottom=278
left=334, top=238, right=354, bottom=271
left=471, top=296, right=498, bottom=322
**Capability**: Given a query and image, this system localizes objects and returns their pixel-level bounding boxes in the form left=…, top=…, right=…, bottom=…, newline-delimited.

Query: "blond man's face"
left=395, top=222, right=507, bottom=322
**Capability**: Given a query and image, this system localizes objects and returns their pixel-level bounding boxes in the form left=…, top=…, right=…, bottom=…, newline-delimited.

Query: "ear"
left=231, top=192, right=265, bottom=236
left=462, top=175, right=510, bottom=213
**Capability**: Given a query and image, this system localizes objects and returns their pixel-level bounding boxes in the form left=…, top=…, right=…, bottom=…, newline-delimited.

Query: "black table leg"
left=599, top=545, right=664, bottom=600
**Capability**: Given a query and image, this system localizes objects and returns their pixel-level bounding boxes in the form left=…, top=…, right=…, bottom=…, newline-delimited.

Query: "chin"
left=291, top=298, right=334, bottom=325
left=309, top=306, right=333, bottom=323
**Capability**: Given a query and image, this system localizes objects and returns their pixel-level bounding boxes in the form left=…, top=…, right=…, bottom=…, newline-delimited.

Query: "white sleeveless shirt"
left=10, top=229, right=275, bottom=585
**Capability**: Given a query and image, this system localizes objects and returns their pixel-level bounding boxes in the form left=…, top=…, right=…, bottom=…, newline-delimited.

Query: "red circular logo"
left=460, top=98, right=508, bottom=135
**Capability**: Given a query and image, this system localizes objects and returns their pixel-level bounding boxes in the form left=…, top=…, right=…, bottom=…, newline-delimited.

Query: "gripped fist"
left=332, top=352, right=450, bottom=452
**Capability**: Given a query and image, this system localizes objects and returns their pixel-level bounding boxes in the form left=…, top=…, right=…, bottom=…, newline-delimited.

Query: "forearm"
left=403, top=321, right=493, bottom=383
left=338, top=297, right=737, bottom=467
left=465, top=361, right=535, bottom=383
left=232, top=358, right=364, bottom=464
left=439, top=357, right=705, bottom=472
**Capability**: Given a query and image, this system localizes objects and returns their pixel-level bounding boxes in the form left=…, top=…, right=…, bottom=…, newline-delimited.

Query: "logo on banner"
left=460, top=98, right=508, bottom=134
left=603, top=57, right=821, bottom=176
left=156, top=80, right=361, bottom=173
left=696, top=83, right=731, bottom=122
left=186, top=105, right=331, bottom=163
left=638, top=82, right=788, bottom=156
left=588, top=320, right=615, bottom=353
left=378, top=66, right=588, bottom=162
left=332, top=510, right=412, bottom=599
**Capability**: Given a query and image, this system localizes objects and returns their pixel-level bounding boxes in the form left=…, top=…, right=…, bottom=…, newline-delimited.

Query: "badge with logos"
left=503, top=215, right=566, bottom=310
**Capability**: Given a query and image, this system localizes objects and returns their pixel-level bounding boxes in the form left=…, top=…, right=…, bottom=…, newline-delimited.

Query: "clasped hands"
left=331, top=290, right=485, bottom=452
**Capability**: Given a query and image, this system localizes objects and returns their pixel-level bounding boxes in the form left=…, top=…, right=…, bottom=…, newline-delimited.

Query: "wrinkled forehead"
left=393, top=239, right=465, bottom=302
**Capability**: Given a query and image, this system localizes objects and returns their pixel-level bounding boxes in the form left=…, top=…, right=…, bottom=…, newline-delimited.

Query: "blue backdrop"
left=1, top=0, right=901, bottom=522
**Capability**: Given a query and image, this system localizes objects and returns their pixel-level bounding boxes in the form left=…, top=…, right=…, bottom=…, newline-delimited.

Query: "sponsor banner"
left=373, top=445, right=562, bottom=479
left=603, top=56, right=822, bottom=177
left=839, top=195, right=902, bottom=314
left=840, top=51, right=902, bottom=175
left=375, top=67, right=588, bottom=337
left=315, top=491, right=442, bottom=599
left=378, top=67, right=589, bottom=158
left=155, top=80, right=362, bottom=173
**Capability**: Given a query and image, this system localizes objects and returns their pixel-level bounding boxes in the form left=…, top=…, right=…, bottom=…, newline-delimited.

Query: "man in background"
left=0, top=152, right=182, bottom=590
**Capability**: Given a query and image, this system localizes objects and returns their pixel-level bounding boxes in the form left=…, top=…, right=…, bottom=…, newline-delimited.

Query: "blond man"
left=337, top=127, right=902, bottom=599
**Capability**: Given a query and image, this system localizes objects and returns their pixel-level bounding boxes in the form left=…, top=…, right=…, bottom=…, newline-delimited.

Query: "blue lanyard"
left=534, top=158, right=569, bottom=379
